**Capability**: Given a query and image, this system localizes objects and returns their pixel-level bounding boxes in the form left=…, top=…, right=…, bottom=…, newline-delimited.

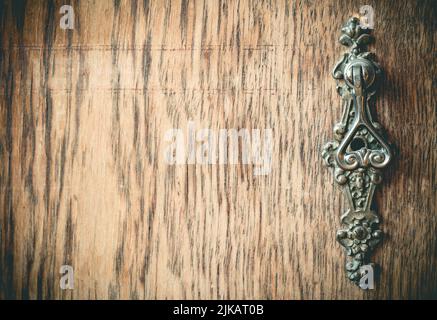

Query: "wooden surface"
left=0, top=0, right=436, bottom=299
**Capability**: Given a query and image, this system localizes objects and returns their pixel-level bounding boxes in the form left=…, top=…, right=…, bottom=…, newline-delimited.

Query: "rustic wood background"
left=0, top=0, right=436, bottom=299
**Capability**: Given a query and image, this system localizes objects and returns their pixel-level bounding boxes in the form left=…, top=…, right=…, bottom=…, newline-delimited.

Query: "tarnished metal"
left=322, top=17, right=392, bottom=287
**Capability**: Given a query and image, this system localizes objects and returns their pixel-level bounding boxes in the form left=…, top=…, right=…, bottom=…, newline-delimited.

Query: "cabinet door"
left=0, top=0, right=435, bottom=299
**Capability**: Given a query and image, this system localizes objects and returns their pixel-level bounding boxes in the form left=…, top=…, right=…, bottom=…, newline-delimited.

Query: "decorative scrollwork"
left=321, top=17, right=392, bottom=288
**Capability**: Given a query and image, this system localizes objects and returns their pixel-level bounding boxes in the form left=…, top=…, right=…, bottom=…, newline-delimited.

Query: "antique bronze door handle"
left=322, top=17, right=393, bottom=288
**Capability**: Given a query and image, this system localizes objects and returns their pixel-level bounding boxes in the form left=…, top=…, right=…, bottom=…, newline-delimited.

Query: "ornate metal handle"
left=322, top=17, right=392, bottom=288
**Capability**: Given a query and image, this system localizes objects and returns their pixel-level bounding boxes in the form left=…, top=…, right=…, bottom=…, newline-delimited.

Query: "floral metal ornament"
left=322, top=17, right=392, bottom=287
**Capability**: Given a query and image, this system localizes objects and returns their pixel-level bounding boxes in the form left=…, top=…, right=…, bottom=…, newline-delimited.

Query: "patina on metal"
left=322, top=17, right=392, bottom=287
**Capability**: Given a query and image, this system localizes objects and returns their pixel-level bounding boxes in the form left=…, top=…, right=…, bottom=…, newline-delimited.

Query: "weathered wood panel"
left=0, top=0, right=436, bottom=299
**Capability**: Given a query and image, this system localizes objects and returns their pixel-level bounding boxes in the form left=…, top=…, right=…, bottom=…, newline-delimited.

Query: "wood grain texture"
left=0, top=0, right=436, bottom=299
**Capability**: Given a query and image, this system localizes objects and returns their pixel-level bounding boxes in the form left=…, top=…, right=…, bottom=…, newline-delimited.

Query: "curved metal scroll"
left=321, top=17, right=392, bottom=287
